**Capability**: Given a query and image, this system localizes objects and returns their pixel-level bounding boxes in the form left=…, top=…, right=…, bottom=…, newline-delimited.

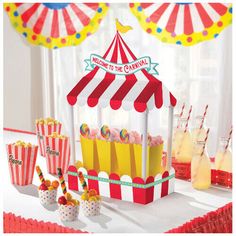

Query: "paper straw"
left=199, top=105, right=208, bottom=129
left=184, top=106, right=192, bottom=133
left=35, top=165, right=45, bottom=183
left=177, top=103, right=185, bottom=128
left=200, top=128, right=210, bottom=156
left=78, top=171, right=88, bottom=191
left=225, top=126, right=233, bottom=151
left=57, top=168, right=67, bottom=194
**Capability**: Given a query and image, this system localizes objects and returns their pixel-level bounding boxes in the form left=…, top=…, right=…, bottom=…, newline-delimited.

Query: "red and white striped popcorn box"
left=35, top=123, right=62, bottom=157
left=6, top=144, right=38, bottom=186
left=44, top=136, right=70, bottom=175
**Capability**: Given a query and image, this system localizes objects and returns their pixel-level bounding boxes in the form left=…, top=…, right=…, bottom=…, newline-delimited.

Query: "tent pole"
left=69, top=105, right=76, bottom=165
left=167, top=106, right=174, bottom=170
left=97, top=106, right=102, bottom=128
left=141, top=110, right=148, bottom=179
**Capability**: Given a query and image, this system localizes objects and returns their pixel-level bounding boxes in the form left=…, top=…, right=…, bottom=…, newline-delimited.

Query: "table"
left=3, top=129, right=232, bottom=233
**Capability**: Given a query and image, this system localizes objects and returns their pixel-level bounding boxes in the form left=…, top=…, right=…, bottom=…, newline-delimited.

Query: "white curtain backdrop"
left=41, top=3, right=232, bottom=157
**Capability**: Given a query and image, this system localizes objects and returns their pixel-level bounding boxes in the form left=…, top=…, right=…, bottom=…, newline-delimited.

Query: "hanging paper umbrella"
left=130, top=3, right=232, bottom=46
left=4, top=3, right=109, bottom=49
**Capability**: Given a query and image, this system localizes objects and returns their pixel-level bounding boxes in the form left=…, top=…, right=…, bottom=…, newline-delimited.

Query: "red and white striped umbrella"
left=4, top=3, right=109, bottom=49
left=67, top=31, right=176, bottom=112
left=130, top=3, right=232, bottom=46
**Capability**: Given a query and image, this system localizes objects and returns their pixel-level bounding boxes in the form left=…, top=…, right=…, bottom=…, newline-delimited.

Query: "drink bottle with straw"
left=215, top=137, right=232, bottom=173
left=191, top=116, right=208, bottom=144
left=191, top=140, right=211, bottom=190
left=175, top=117, right=193, bottom=163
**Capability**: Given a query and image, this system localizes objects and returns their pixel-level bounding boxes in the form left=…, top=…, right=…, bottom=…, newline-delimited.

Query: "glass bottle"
left=191, top=141, right=211, bottom=190
left=191, top=116, right=208, bottom=144
left=175, top=118, right=193, bottom=163
left=215, top=137, right=232, bottom=173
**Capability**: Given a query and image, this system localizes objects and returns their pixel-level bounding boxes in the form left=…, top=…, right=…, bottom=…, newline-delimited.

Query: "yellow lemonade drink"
left=215, top=138, right=232, bottom=173
left=191, top=141, right=211, bottom=190
left=175, top=118, right=193, bottom=163
left=192, top=116, right=207, bottom=143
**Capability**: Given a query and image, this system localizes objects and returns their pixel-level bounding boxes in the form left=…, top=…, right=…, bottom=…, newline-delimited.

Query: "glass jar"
left=191, top=141, right=211, bottom=190
left=172, top=114, right=181, bottom=157
left=175, top=118, right=193, bottom=163
left=191, top=116, right=208, bottom=143
left=215, top=137, right=232, bottom=173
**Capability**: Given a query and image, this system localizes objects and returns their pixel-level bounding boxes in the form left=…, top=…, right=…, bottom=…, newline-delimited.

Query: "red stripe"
left=51, top=10, right=59, bottom=38
left=21, top=147, right=25, bottom=185
left=67, top=34, right=117, bottom=106
left=15, top=3, right=23, bottom=7
left=87, top=170, right=99, bottom=195
left=25, top=147, right=31, bottom=184
left=3, top=128, right=36, bottom=135
left=62, top=8, right=76, bottom=35
left=30, top=146, right=38, bottom=184
left=59, top=138, right=63, bottom=173
left=209, top=3, right=227, bottom=16
left=62, top=138, right=67, bottom=174
left=170, top=92, right=177, bottom=106
left=70, top=3, right=90, bottom=26
left=21, top=3, right=40, bottom=23
left=161, top=171, right=169, bottom=197
left=109, top=173, right=122, bottom=199
left=140, top=3, right=153, bottom=9
left=195, top=3, right=213, bottom=28
left=15, top=146, right=20, bottom=185
left=52, top=138, right=56, bottom=174
left=184, top=5, right=194, bottom=35
left=33, top=7, right=48, bottom=34
left=110, top=34, right=137, bottom=110
left=166, top=4, right=179, bottom=33
left=83, top=3, right=99, bottom=11
left=87, top=35, right=119, bottom=107
left=150, top=3, right=170, bottom=23
left=154, top=83, right=163, bottom=109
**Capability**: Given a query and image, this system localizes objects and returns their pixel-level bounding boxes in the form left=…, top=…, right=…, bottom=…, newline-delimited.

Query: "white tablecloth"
left=3, top=130, right=232, bottom=233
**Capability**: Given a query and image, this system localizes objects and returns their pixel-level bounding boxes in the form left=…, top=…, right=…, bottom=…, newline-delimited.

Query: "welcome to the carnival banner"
left=84, top=54, right=158, bottom=75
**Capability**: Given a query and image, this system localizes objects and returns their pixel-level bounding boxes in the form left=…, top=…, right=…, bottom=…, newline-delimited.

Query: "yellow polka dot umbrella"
left=130, top=3, right=232, bottom=46
left=4, top=3, right=109, bottom=49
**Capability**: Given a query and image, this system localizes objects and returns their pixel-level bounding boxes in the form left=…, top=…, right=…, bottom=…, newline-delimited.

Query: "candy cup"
left=120, top=129, right=129, bottom=143
left=81, top=199, right=101, bottom=217
left=58, top=204, right=79, bottom=221
left=101, top=125, right=110, bottom=140
left=80, top=123, right=90, bottom=138
left=38, top=189, right=57, bottom=205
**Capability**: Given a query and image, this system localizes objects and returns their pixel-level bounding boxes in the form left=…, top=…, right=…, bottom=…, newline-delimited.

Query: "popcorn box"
left=80, top=135, right=99, bottom=171
left=36, top=123, right=62, bottom=157
left=6, top=144, right=38, bottom=185
left=96, top=139, right=117, bottom=174
left=38, top=190, right=57, bottom=205
left=114, top=142, right=134, bottom=178
left=133, top=143, right=163, bottom=178
left=58, top=205, right=79, bottom=221
left=44, top=136, right=70, bottom=175
left=81, top=200, right=101, bottom=216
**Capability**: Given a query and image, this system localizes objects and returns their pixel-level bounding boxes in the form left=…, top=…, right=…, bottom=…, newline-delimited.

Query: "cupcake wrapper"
left=6, top=144, right=38, bottom=186
left=45, top=136, right=70, bottom=175
left=38, top=190, right=57, bottom=205
left=81, top=200, right=101, bottom=216
left=58, top=205, right=79, bottom=221
left=36, top=123, right=62, bottom=157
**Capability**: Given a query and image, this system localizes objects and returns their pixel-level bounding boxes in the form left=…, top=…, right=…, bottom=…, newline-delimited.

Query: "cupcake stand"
left=66, top=31, right=177, bottom=204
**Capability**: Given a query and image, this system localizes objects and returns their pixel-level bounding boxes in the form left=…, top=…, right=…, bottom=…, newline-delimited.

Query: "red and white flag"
left=45, top=136, right=70, bottom=175
left=6, top=144, right=38, bottom=185
left=35, top=123, right=62, bottom=157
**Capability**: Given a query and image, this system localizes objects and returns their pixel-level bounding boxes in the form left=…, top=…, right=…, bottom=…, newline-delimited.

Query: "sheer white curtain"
left=42, top=3, right=232, bottom=157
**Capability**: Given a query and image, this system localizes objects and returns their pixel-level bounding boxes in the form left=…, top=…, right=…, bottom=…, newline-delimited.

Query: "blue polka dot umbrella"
left=4, top=3, right=109, bottom=49
left=130, top=3, right=232, bottom=46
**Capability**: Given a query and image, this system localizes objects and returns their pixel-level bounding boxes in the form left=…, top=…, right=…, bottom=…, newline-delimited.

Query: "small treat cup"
left=45, top=136, right=70, bottom=174
left=58, top=204, right=79, bottom=221
left=81, top=200, right=101, bottom=217
left=38, top=189, right=57, bottom=205
left=36, top=122, right=62, bottom=157
left=6, top=143, right=38, bottom=185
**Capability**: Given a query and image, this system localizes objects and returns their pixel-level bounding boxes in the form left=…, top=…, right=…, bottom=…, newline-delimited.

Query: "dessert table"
left=3, top=129, right=232, bottom=233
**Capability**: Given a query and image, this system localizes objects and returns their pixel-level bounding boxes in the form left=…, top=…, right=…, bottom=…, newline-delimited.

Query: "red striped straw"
left=199, top=105, right=208, bottom=129
left=201, top=128, right=210, bottom=156
left=184, top=105, right=192, bottom=133
left=225, top=126, right=233, bottom=151
left=177, top=103, right=185, bottom=128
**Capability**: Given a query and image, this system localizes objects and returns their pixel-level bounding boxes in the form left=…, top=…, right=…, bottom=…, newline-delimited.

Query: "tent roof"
left=67, top=32, right=176, bottom=112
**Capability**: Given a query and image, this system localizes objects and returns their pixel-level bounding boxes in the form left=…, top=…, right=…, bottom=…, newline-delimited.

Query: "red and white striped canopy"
left=67, top=32, right=176, bottom=113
